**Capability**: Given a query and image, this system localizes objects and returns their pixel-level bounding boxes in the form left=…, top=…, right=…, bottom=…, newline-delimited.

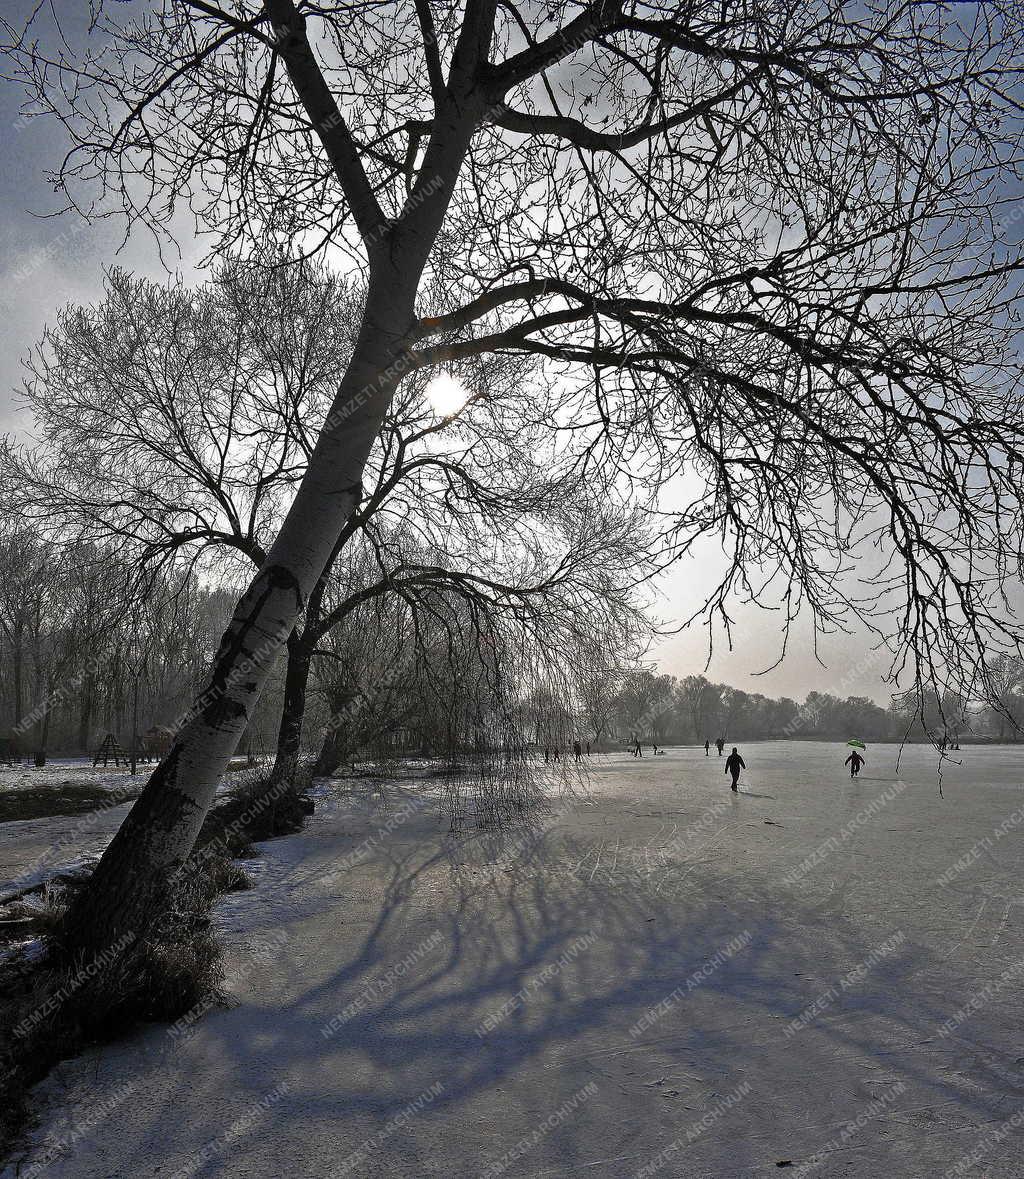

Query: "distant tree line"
left=601, top=667, right=1024, bottom=747
left=0, top=537, right=270, bottom=759
left=4, top=526, right=1022, bottom=760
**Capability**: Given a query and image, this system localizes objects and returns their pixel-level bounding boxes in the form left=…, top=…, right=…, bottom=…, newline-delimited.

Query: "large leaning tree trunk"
left=63, top=2, right=492, bottom=957
left=66, top=291, right=404, bottom=950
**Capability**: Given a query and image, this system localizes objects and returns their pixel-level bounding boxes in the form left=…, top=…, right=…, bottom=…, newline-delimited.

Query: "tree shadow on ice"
left=31, top=788, right=1016, bottom=1179
left=189, top=795, right=1018, bottom=1177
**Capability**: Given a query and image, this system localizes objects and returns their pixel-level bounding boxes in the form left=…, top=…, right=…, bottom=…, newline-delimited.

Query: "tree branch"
left=489, top=71, right=760, bottom=151
left=413, top=0, right=447, bottom=112
left=263, top=0, right=386, bottom=246
left=488, top=1, right=624, bottom=96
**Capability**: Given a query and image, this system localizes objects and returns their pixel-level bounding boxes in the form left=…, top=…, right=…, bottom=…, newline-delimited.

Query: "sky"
left=0, top=10, right=905, bottom=708
left=0, top=37, right=206, bottom=436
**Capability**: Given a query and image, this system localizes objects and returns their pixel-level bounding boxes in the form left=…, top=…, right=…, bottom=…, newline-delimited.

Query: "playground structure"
left=92, top=733, right=129, bottom=768
left=92, top=727, right=171, bottom=770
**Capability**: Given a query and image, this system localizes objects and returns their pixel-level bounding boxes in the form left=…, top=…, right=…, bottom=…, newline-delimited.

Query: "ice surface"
left=0, top=758, right=133, bottom=793
left=3, top=742, right=1024, bottom=1178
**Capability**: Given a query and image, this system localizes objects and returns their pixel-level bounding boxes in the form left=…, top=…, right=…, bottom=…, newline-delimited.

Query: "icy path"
left=0, top=762, right=256, bottom=899
left=0, top=800, right=134, bottom=900
left=4, top=743, right=1024, bottom=1178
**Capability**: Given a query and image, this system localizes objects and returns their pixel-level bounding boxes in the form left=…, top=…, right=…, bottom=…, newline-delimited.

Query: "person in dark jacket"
left=844, top=750, right=865, bottom=778
left=725, top=747, right=745, bottom=792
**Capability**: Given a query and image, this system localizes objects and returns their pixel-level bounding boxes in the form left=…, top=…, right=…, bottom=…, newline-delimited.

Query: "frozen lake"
left=4, top=741, right=1024, bottom=1177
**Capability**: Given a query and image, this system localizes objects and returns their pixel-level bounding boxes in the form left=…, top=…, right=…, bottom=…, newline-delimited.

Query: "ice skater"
left=704, top=740, right=710, bottom=756
left=725, top=747, right=745, bottom=792
left=573, top=740, right=582, bottom=763
left=844, top=749, right=865, bottom=778
left=716, top=737, right=725, bottom=756
left=632, top=737, right=643, bottom=758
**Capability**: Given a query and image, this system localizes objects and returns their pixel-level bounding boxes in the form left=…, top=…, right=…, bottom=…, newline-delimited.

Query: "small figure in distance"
left=845, top=749, right=865, bottom=778
left=573, top=740, right=582, bottom=763
left=716, top=737, right=725, bottom=756
left=633, top=737, right=643, bottom=758
left=586, top=742, right=591, bottom=756
left=544, top=747, right=550, bottom=762
left=704, top=739, right=710, bottom=757
left=725, top=747, right=745, bottom=792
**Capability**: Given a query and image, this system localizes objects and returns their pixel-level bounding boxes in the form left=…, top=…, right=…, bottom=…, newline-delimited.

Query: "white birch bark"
left=68, top=277, right=420, bottom=947
left=67, top=0, right=495, bottom=951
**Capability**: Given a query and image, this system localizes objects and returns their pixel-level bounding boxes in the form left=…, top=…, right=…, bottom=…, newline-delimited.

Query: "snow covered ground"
left=0, top=761, right=138, bottom=900
left=4, top=742, right=1024, bottom=1178
left=0, top=758, right=137, bottom=795
left=0, top=760, right=264, bottom=898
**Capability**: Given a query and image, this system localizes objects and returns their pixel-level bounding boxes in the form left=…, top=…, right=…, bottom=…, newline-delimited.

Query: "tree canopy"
left=6, top=0, right=1024, bottom=703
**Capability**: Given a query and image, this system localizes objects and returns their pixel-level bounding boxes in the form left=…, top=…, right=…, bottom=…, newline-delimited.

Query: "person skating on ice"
left=725, top=747, right=745, bottom=792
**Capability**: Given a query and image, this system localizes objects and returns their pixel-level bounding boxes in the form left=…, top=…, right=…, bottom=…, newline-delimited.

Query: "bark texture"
left=66, top=276, right=419, bottom=953
left=267, top=630, right=313, bottom=789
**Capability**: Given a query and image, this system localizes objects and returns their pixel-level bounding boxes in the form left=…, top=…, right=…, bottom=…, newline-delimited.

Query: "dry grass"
left=0, top=781, right=141, bottom=823
left=0, top=772, right=311, bottom=1159
left=0, top=867, right=225, bottom=1155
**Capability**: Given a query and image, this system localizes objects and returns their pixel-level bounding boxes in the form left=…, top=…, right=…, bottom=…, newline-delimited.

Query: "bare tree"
left=5, top=1, right=1024, bottom=950
left=4, top=259, right=656, bottom=797
left=981, top=654, right=1024, bottom=739
left=678, top=675, right=721, bottom=744
left=5, top=258, right=356, bottom=577
left=578, top=655, right=630, bottom=749
left=0, top=531, right=248, bottom=757
left=0, top=530, right=46, bottom=733
left=615, top=668, right=674, bottom=742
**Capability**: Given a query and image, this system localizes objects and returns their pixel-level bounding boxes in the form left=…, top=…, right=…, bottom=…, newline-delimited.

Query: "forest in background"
left=3, top=530, right=1022, bottom=760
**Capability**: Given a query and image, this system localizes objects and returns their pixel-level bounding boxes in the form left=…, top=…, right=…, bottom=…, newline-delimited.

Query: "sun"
left=424, top=372, right=468, bottom=417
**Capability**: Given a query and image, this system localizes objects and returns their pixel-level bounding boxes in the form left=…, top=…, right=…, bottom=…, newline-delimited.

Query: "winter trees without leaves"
left=4, top=0, right=1024, bottom=951
left=0, top=534, right=239, bottom=756
left=5, top=257, right=653, bottom=784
